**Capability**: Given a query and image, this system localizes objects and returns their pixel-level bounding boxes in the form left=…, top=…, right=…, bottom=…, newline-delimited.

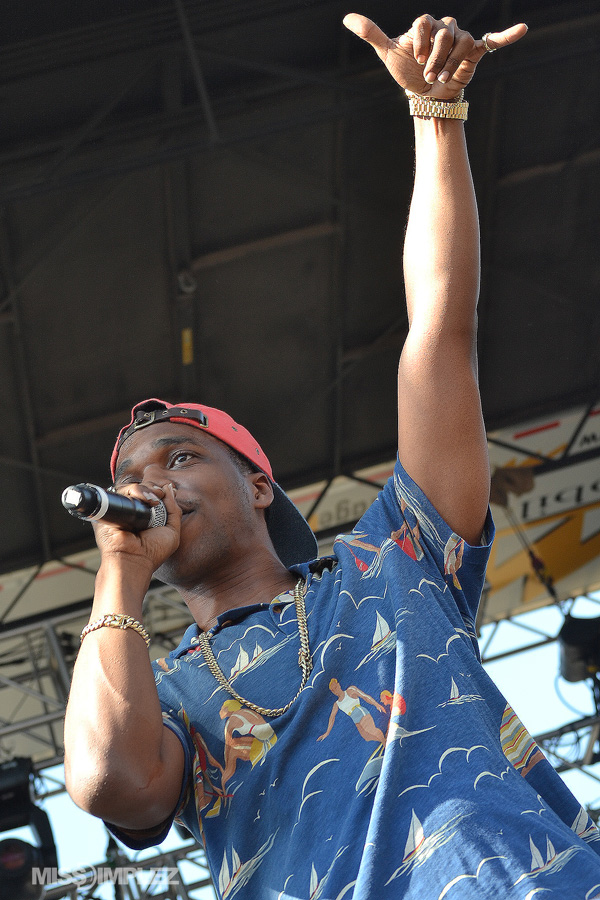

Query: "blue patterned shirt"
left=115, top=459, right=600, bottom=898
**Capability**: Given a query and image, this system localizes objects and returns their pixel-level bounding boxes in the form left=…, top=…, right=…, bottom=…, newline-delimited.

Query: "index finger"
left=410, top=14, right=436, bottom=65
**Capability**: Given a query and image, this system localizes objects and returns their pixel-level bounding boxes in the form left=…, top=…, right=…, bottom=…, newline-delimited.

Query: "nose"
left=141, top=463, right=171, bottom=489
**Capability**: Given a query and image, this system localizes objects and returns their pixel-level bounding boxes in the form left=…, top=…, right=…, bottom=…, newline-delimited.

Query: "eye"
left=169, top=450, right=195, bottom=467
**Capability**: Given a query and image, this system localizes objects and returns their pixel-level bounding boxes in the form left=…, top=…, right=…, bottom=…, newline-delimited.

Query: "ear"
left=248, top=472, right=274, bottom=510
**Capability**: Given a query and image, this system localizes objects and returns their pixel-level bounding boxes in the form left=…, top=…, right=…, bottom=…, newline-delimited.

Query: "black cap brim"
left=266, top=482, right=318, bottom=568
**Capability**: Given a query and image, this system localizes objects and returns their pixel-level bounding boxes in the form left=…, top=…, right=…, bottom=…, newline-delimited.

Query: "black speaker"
left=0, top=758, right=60, bottom=900
left=559, top=615, right=600, bottom=683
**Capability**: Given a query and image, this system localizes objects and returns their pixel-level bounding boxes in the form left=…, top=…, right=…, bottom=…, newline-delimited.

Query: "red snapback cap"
left=111, top=399, right=318, bottom=568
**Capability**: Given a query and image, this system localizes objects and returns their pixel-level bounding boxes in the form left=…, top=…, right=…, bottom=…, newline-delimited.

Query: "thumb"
left=343, top=13, right=391, bottom=55
left=481, top=22, right=528, bottom=51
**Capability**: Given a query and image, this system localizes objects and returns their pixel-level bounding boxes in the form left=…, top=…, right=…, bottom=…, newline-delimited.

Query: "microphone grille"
left=149, top=501, right=168, bottom=528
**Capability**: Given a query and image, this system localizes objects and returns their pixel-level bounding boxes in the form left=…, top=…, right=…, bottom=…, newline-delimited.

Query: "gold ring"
left=481, top=32, right=497, bottom=53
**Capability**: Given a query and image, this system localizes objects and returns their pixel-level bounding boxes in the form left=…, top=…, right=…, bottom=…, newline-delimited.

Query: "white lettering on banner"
left=516, top=455, right=600, bottom=523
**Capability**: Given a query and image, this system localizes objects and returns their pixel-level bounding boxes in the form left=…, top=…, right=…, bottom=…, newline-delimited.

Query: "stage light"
left=0, top=838, right=41, bottom=900
left=0, top=757, right=60, bottom=900
left=559, top=614, right=600, bottom=683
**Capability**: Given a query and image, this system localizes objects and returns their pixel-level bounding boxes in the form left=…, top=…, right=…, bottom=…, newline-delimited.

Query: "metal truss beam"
left=535, top=716, right=600, bottom=785
left=0, top=584, right=193, bottom=764
left=174, top=0, right=220, bottom=144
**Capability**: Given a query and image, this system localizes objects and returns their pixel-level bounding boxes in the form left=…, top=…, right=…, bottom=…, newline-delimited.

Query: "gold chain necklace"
left=196, top=579, right=312, bottom=717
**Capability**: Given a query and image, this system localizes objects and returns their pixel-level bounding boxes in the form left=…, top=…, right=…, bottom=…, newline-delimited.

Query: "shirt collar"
left=170, top=567, right=312, bottom=655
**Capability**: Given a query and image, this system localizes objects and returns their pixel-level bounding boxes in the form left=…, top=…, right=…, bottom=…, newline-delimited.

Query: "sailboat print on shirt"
left=437, top=677, right=484, bottom=708
left=403, top=809, right=425, bottom=865
left=218, top=831, right=278, bottom=897
left=229, top=642, right=263, bottom=678
left=355, top=610, right=395, bottom=670
left=385, top=809, right=471, bottom=883
left=307, top=847, right=347, bottom=899
left=514, top=835, right=580, bottom=885
left=572, top=806, right=600, bottom=843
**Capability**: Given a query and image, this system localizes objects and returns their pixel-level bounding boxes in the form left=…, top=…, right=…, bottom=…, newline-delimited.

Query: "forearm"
left=398, top=113, right=490, bottom=543
left=403, top=116, right=479, bottom=355
left=64, top=561, right=176, bottom=825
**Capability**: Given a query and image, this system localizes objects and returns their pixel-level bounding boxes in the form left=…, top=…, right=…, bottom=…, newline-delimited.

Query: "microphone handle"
left=62, top=483, right=167, bottom=531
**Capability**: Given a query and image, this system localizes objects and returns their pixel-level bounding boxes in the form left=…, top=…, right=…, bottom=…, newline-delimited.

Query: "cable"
left=503, top=504, right=562, bottom=606
left=554, top=674, right=591, bottom=719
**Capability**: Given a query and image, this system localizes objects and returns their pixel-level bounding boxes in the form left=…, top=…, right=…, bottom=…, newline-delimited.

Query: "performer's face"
left=114, top=422, right=269, bottom=586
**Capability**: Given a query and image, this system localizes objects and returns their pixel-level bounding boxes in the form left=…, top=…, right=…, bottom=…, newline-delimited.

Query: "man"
left=65, top=12, right=600, bottom=899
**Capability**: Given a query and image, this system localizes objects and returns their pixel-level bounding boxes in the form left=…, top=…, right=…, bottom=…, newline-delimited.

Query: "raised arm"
left=344, top=14, right=527, bottom=544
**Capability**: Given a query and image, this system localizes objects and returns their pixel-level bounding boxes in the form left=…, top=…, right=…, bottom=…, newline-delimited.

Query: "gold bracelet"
left=405, top=89, right=468, bottom=121
left=81, top=614, right=151, bottom=648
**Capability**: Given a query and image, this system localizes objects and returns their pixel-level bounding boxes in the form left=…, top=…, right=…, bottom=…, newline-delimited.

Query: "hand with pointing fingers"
left=343, top=13, right=528, bottom=100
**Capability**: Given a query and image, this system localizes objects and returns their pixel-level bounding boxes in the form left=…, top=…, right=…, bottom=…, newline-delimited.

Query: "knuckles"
left=114, top=482, right=168, bottom=504
left=411, top=13, right=474, bottom=49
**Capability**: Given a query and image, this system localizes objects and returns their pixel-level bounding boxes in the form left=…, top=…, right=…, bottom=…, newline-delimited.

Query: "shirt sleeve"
left=352, top=456, right=494, bottom=624
left=103, top=711, right=195, bottom=851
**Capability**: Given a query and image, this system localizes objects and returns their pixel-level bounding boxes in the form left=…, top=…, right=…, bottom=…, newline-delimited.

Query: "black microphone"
left=61, top=483, right=167, bottom=531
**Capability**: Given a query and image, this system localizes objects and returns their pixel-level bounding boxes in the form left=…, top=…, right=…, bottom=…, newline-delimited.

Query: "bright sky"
left=5, top=593, right=600, bottom=898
